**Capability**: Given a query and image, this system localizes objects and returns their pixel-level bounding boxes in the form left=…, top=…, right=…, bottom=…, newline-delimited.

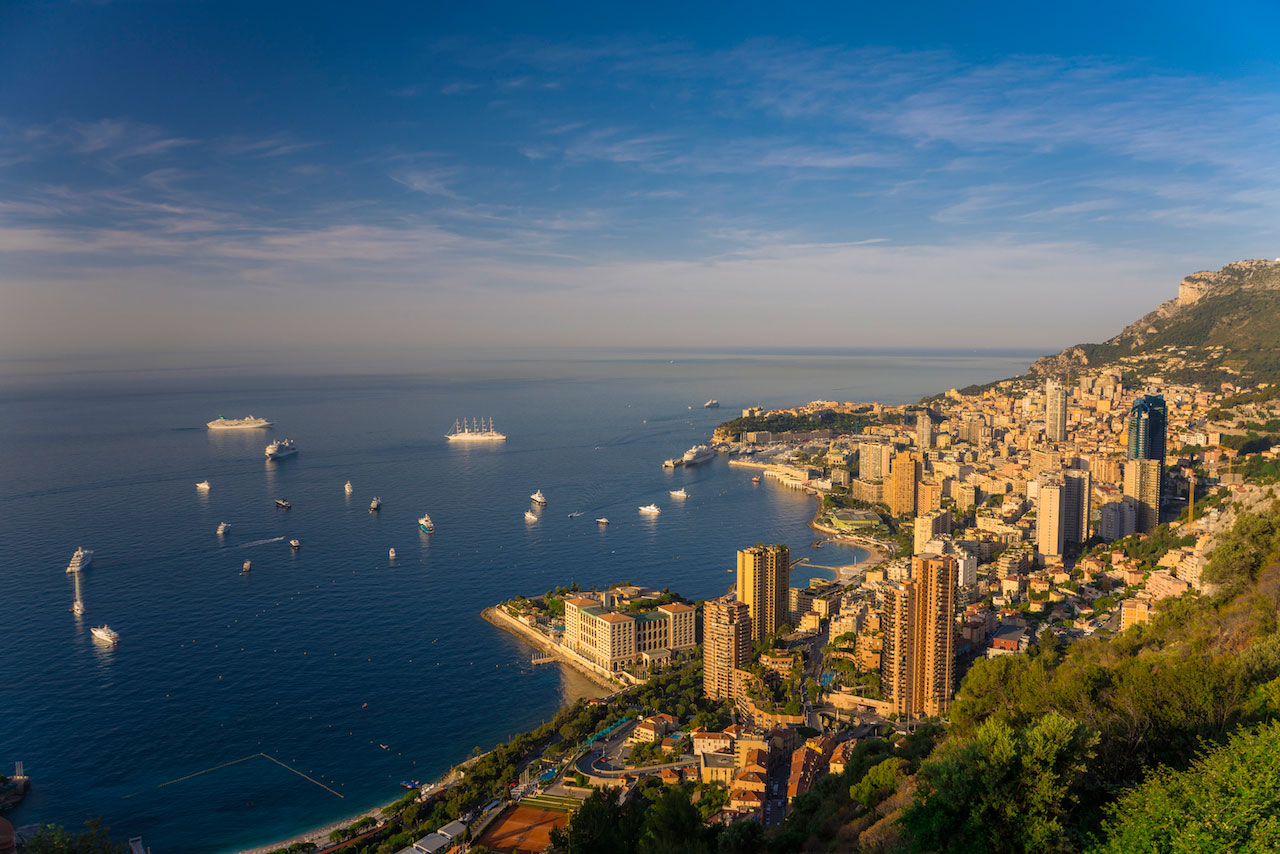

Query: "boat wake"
left=238, top=537, right=286, bottom=549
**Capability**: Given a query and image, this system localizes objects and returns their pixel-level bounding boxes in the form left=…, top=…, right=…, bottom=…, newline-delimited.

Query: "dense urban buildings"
left=736, top=544, right=791, bottom=640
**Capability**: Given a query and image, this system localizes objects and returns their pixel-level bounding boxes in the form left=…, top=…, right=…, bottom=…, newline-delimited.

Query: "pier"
left=530, top=653, right=557, bottom=666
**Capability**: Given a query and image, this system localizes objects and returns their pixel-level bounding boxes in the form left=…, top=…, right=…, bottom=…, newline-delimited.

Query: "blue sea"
left=0, top=349, right=1034, bottom=852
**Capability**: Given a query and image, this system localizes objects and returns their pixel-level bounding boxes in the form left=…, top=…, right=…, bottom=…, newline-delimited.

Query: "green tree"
left=638, top=787, right=706, bottom=854
left=849, top=756, right=905, bottom=812
left=19, top=820, right=127, bottom=854
left=901, top=712, right=1099, bottom=854
left=716, top=818, right=763, bottom=853
left=548, top=786, right=643, bottom=854
left=1091, top=721, right=1280, bottom=854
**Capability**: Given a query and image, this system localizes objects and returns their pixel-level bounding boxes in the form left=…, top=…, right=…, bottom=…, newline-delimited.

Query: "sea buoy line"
left=153, top=752, right=343, bottom=798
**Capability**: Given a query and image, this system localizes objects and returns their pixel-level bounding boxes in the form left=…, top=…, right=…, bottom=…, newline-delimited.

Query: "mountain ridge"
left=1029, top=258, right=1280, bottom=381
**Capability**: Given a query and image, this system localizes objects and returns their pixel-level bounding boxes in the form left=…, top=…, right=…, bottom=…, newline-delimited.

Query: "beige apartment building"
left=880, top=554, right=957, bottom=718
left=563, top=596, right=696, bottom=672
left=703, top=598, right=752, bottom=701
left=737, top=544, right=790, bottom=640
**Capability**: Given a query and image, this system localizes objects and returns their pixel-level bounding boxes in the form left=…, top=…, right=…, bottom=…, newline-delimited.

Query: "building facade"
left=703, top=598, right=752, bottom=702
left=563, top=596, right=696, bottom=672
left=880, top=554, right=957, bottom=718
left=737, top=544, right=791, bottom=640
left=1123, top=458, right=1162, bottom=533
left=888, top=450, right=922, bottom=518
left=1045, top=379, right=1068, bottom=442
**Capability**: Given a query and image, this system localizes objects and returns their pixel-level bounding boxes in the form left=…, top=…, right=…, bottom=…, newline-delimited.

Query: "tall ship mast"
left=445, top=417, right=507, bottom=442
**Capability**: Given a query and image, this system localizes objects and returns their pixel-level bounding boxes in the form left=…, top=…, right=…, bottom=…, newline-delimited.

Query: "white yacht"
left=196, top=480, right=211, bottom=491
left=344, top=481, right=353, bottom=495
left=91, top=625, right=119, bottom=644
left=265, top=438, right=297, bottom=459
left=704, top=400, right=719, bottom=408
left=66, top=547, right=94, bottom=574
left=242, top=559, right=252, bottom=573
left=418, top=514, right=434, bottom=534
left=524, top=510, right=538, bottom=522
left=682, top=444, right=715, bottom=466
left=596, top=517, right=610, bottom=526
left=669, top=488, right=688, bottom=499
left=290, top=539, right=300, bottom=550
left=369, top=497, right=382, bottom=512
left=530, top=489, right=547, bottom=506
left=638, top=504, right=661, bottom=515
left=388, top=548, right=397, bottom=560
left=216, top=522, right=230, bottom=535
left=207, top=415, right=272, bottom=430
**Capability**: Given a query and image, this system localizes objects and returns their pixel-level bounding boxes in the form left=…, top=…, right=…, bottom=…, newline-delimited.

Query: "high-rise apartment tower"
left=736, top=544, right=790, bottom=640
left=702, top=598, right=752, bottom=702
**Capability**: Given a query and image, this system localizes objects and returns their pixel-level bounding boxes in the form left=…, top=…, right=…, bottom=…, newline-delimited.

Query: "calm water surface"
left=0, top=350, right=1033, bottom=852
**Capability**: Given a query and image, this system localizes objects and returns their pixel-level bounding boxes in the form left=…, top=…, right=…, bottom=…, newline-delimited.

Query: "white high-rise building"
left=1045, top=379, right=1068, bottom=443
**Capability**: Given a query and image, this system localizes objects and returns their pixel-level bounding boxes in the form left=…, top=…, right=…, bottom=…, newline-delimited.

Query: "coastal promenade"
left=482, top=605, right=623, bottom=692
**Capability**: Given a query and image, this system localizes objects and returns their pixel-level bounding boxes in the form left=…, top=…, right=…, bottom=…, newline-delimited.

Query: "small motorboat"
left=196, top=480, right=211, bottom=491
left=344, top=481, right=353, bottom=495
left=596, top=517, right=610, bottom=526
left=388, top=548, right=397, bottom=560
left=242, top=560, right=252, bottom=573
left=524, top=510, right=538, bottom=523
left=670, top=488, right=687, bottom=499
left=369, top=497, right=382, bottom=512
left=751, top=476, right=762, bottom=484
left=275, top=499, right=291, bottom=509
left=568, top=510, right=584, bottom=518
left=216, top=522, right=229, bottom=535
left=289, top=539, right=300, bottom=550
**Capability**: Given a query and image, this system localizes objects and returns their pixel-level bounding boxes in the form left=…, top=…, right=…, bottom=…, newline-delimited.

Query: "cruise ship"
left=66, top=547, right=93, bottom=573
left=682, top=444, right=715, bottom=466
left=207, top=415, right=272, bottom=430
left=265, top=438, right=297, bottom=459
left=445, top=418, right=507, bottom=442
left=91, top=625, right=119, bottom=644
left=418, top=513, right=434, bottom=534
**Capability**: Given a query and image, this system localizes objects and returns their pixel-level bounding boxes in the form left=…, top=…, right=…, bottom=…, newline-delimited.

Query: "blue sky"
left=2, top=1, right=1279, bottom=356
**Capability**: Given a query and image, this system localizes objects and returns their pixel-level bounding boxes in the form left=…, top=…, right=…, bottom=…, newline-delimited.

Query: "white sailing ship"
left=445, top=417, right=506, bottom=442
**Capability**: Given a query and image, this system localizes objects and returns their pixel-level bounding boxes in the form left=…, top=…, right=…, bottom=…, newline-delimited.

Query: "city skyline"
left=2, top=2, right=1279, bottom=357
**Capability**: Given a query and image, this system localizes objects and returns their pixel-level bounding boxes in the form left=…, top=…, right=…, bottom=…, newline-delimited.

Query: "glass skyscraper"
left=1127, top=394, right=1167, bottom=461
